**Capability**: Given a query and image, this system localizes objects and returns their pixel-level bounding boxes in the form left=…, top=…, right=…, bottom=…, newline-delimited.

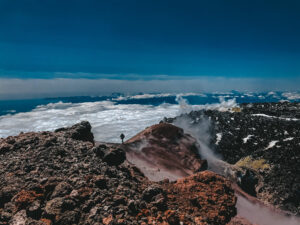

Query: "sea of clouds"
left=0, top=101, right=178, bottom=142
left=1, top=90, right=299, bottom=142
left=0, top=95, right=238, bottom=142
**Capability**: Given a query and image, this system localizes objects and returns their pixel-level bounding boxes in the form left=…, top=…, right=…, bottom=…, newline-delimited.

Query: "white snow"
left=252, top=114, right=299, bottom=121
left=283, top=137, right=294, bottom=142
left=0, top=97, right=239, bottom=142
left=243, top=135, right=253, bottom=143
left=265, top=141, right=279, bottom=150
left=216, top=133, right=222, bottom=145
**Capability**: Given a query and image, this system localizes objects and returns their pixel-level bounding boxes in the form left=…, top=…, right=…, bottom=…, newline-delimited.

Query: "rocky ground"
left=0, top=121, right=237, bottom=225
left=166, top=102, right=300, bottom=215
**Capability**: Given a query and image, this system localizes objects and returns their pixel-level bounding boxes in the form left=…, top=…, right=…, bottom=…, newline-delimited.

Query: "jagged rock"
left=142, top=185, right=164, bottom=202
left=27, top=200, right=42, bottom=219
left=55, top=121, right=94, bottom=143
left=0, top=186, right=16, bottom=208
left=239, top=170, right=259, bottom=197
left=94, top=175, right=107, bottom=189
left=51, top=182, right=72, bottom=198
left=0, top=142, right=13, bottom=155
left=152, top=193, right=167, bottom=211
left=103, top=148, right=126, bottom=166
left=93, top=145, right=106, bottom=158
left=10, top=210, right=27, bottom=225
left=13, top=190, right=43, bottom=211
left=165, top=210, right=180, bottom=225
left=162, top=171, right=237, bottom=224
left=56, top=210, right=80, bottom=225
left=44, top=197, right=64, bottom=219
left=124, top=123, right=207, bottom=181
left=127, top=200, right=138, bottom=215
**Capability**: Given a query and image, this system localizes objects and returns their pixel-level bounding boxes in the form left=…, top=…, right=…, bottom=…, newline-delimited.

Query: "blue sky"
left=0, top=0, right=299, bottom=98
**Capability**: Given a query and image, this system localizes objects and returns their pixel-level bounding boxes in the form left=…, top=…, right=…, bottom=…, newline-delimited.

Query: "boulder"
left=55, top=121, right=94, bottom=143
left=125, top=123, right=207, bottom=181
left=103, top=148, right=126, bottom=166
left=142, top=185, right=164, bottom=202
left=9, top=210, right=27, bottom=225
left=44, top=197, right=64, bottom=219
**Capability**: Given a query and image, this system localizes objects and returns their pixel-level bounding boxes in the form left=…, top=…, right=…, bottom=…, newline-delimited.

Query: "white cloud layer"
left=0, top=101, right=178, bottom=142
left=0, top=97, right=237, bottom=142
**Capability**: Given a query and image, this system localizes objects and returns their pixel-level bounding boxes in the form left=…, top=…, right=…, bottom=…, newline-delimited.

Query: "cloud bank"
left=0, top=101, right=180, bottom=142
left=0, top=76, right=299, bottom=99
left=0, top=97, right=239, bottom=142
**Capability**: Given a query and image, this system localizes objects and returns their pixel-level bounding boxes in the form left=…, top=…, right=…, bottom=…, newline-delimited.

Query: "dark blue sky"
left=0, top=0, right=299, bottom=79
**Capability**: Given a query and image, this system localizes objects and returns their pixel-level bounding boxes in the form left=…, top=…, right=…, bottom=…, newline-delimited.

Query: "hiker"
left=120, top=133, right=125, bottom=143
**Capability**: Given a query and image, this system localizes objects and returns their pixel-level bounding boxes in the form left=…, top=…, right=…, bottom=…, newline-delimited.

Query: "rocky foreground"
left=0, top=121, right=237, bottom=225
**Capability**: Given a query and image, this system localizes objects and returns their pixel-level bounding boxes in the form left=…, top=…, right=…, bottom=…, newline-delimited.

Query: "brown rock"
left=164, top=210, right=180, bottom=225
left=125, top=123, right=207, bottom=181
left=13, top=190, right=43, bottom=210
left=102, top=214, right=113, bottom=225
left=163, top=171, right=237, bottom=225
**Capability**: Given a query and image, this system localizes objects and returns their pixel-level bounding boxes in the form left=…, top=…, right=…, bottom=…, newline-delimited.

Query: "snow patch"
left=252, top=114, right=299, bottom=121
left=265, top=141, right=279, bottom=150
left=243, top=135, right=253, bottom=144
left=216, top=133, right=222, bottom=145
left=283, top=137, right=294, bottom=142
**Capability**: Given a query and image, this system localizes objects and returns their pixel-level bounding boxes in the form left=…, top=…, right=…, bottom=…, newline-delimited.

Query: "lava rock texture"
left=0, top=121, right=236, bottom=224
left=167, top=102, right=300, bottom=215
left=124, top=123, right=207, bottom=181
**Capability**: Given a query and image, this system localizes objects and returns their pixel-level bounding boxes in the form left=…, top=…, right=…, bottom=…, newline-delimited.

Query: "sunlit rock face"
left=124, top=123, right=207, bottom=181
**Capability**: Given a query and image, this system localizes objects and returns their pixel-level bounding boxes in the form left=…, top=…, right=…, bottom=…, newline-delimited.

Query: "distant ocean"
left=0, top=91, right=299, bottom=142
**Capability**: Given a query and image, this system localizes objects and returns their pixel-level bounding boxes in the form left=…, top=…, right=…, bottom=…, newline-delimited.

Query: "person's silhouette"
left=120, top=133, right=125, bottom=144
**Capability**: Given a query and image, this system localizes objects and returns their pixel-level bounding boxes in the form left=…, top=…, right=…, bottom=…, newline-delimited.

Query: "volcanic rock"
left=55, top=120, right=94, bottom=143
left=124, top=123, right=207, bottom=181
left=103, top=148, right=126, bottom=166
left=0, top=121, right=237, bottom=225
left=162, top=171, right=237, bottom=224
left=168, top=102, right=300, bottom=215
left=142, top=185, right=164, bottom=202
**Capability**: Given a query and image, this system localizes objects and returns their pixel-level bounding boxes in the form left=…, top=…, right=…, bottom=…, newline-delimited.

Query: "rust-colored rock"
left=40, top=218, right=52, bottom=225
left=102, top=214, right=113, bottom=225
left=163, top=171, right=237, bottom=225
left=164, top=210, right=180, bottom=225
left=13, top=190, right=43, bottom=210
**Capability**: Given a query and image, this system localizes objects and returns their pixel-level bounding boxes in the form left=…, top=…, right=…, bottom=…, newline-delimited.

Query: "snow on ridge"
left=215, top=133, right=222, bottom=145
left=265, top=140, right=279, bottom=150
left=252, top=114, right=299, bottom=121
left=283, top=137, right=294, bottom=142
left=243, top=135, right=253, bottom=143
